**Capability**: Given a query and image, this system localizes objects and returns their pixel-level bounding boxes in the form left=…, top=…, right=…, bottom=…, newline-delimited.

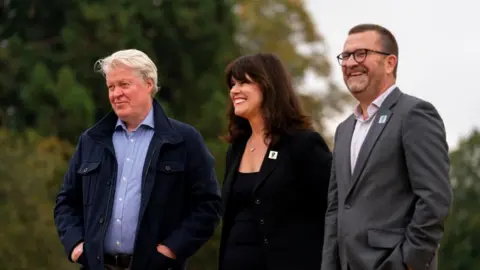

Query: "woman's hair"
left=222, top=52, right=312, bottom=144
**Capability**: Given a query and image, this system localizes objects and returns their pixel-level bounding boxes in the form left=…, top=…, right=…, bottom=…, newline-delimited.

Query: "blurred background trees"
left=0, top=129, right=74, bottom=270
left=0, top=0, right=476, bottom=269
left=438, top=130, right=480, bottom=270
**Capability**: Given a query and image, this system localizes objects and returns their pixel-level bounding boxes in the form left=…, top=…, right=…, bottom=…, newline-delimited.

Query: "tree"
left=439, top=129, right=480, bottom=270
left=0, top=0, right=236, bottom=144
left=0, top=128, right=75, bottom=270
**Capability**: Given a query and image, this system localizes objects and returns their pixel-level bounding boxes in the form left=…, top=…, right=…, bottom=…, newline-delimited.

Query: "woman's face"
left=229, top=75, right=263, bottom=120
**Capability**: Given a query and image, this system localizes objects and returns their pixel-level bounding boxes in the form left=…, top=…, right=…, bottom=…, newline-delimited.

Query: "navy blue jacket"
left=54, top=100, right=221, bottom=270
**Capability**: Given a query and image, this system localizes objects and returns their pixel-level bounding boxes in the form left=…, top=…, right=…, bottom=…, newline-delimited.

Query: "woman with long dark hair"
left=218, top=53, right=332, bottom=270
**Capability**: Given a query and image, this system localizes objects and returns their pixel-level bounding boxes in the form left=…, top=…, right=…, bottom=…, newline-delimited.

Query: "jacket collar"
left=86, top=99, right=183, bottom=145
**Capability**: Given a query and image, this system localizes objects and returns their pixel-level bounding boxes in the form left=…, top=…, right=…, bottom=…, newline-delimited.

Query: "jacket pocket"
left=151, top=250, right=179, bottom=269
left=156, top=161, right=185, bottom=174
left=152, top=161, right=185, bottom=205
left=367, top=228, right=405, bottom=249
left=155, top=161, right=185, bottom=184
left=77, top=161, right=101, bottom=206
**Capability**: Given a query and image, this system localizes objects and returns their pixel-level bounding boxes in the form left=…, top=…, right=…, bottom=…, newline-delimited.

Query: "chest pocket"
left=155, top=161, right=185, bottom=187
left=156, top=161, right=185, bottom=175
left=77, top=161, right=101, bottom=206
left=153, top=161, right=185, bottom=205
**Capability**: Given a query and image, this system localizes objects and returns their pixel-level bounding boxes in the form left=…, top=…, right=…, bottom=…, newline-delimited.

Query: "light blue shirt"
left=104, top=108, right=155, bottom=254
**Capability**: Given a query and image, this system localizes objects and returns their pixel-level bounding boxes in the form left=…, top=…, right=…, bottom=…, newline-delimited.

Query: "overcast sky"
left=305, top=0, right=479, bottom=149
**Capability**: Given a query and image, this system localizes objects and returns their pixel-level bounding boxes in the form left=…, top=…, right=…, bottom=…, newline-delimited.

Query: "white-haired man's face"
left=106, top=65, right=153, bottom=129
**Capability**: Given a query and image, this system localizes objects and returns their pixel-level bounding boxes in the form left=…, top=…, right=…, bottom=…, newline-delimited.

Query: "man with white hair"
left=54, top=49, right=221, bottom=270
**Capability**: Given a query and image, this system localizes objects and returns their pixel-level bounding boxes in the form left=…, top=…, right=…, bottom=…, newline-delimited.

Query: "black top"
left=219, top=130, right=332, bottom=270
left=222, top=171, right=264, bottom=270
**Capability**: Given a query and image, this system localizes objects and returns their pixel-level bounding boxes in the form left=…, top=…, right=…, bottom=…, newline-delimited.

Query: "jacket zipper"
left=100, top=144, right=117, bottom=264
left=130, top=146, right=157, bottom=267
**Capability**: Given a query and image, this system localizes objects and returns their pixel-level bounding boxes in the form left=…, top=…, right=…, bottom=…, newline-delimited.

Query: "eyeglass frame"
left=336, top=48, right=392, bottom=66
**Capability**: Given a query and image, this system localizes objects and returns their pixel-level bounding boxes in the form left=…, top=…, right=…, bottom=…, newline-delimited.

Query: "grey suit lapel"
left=332, top=115, right=356, bottom=194
left=341, top=115, right=356, bottom=180
left=347, top=88, right=402, bottom=196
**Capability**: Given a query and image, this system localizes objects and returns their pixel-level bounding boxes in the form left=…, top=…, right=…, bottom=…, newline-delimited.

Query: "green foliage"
left=439, top=129, right=480, bottom=270
left=0, top=129, right=75, bottom=270
left=1, top=0, right=235, bottom=143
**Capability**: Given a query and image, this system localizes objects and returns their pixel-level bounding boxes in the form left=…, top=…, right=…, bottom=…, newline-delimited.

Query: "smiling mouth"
left=234, top=98, right=246, bottom=104
left=349, top=71, right=366, bottom=77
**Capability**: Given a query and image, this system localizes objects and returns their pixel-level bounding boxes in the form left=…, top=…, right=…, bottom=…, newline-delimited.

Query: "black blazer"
left=218, top=129, right=332, bottom=270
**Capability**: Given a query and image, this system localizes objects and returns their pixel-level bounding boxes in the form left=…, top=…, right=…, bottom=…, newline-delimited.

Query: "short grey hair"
left=94, top=49, right=159, bottom=96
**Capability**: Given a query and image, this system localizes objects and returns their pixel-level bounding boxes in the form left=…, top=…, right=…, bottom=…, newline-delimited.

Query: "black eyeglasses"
left=336, top=49, right=391, bottom=66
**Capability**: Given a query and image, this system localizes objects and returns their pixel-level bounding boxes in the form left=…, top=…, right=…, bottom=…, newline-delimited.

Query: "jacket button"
left=83, top=168, right=88, bottom=173
left=106, top=180, right=111, bottom=186
left=345, top=204, right=351, bottom=209
left=99, top=217, right=104, bottom=224
left=96, top=256, right=100, bottom=261
left=264, top=238, right=268, bottom=244
left=255, top=199, right=260, bottom=204
left=165, top=165, right=171, bottom=171
left=260, top=219, right=264, bottom=224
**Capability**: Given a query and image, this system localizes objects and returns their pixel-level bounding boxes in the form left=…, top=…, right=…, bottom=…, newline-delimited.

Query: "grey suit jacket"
left=321, top=88, right=453, bottom=270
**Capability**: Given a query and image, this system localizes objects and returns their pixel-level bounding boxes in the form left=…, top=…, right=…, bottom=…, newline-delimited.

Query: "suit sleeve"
left=401, top=101, right=453, bottom=270
left=321, top=129, right=341, bottom=270
left=162, top=127, right=222, bottom=260
left=53, top=135, right=85, bottom=262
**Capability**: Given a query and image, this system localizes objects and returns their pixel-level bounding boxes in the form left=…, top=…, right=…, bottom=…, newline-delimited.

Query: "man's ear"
left=386, top=54, right=397, bottom=75
left=146, top=78, right=154, bottom=94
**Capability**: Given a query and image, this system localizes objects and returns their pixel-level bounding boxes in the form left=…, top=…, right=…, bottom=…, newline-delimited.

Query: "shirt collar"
left=115, top=107, right=155, bottom=131
left=353, top=84, right=397, bottom=119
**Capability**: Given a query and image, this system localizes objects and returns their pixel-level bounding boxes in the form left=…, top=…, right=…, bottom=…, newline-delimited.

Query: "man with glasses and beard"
left=321, top=24, right=453, bottom=270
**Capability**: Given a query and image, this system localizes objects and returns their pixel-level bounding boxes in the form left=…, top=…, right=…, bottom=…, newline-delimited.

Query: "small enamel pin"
left=268, top=150, right=278, bottom=160
left=378, top=115, right=387, bottom=124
